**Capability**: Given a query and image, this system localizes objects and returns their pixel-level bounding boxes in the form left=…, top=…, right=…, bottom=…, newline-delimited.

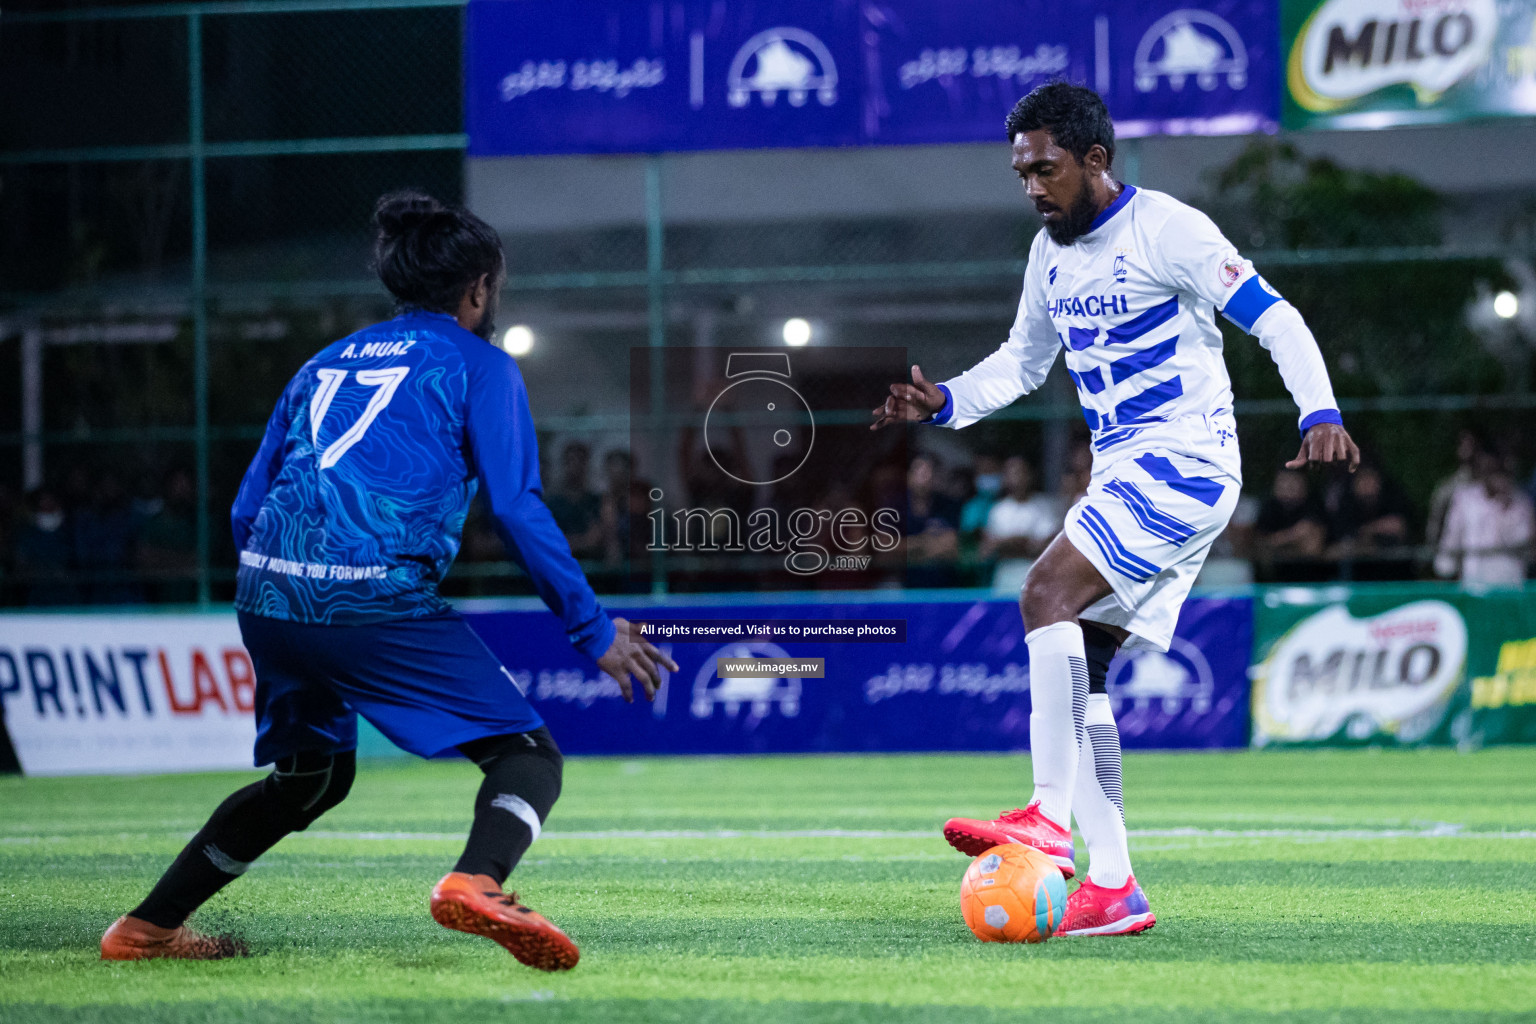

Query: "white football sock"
left=1025, top=621, right=1088, bottom=831
left=1074, top=692, right=1133, bottom=888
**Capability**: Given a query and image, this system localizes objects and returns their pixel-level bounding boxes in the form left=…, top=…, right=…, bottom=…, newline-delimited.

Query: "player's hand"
left=596, top=617, right=679, bottom=703
left=1287, top=422, right=1360, bottom=473
left=871, top=365, right=946, bottom=430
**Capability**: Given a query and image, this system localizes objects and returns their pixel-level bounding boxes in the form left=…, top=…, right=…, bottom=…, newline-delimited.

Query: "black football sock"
left=131, top=751, right=355, bottom=929
left=454, top=727, right=563, bottom=887
left=1081, top=621, right=1122, bottom=696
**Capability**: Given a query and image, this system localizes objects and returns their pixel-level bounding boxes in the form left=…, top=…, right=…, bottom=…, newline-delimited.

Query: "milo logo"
left=1252, top=600, right=1468, bottom=745
left=1288, top=0, right=1497, bottom=112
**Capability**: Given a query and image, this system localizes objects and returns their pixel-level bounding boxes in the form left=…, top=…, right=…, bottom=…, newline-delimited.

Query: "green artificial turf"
left=2, top=748, right=1535, bottom=1022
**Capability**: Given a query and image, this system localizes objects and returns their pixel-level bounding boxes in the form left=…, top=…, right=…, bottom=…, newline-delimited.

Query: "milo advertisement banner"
left=1283, top=0, right=1536, bottom=130
left=1468, top=617, right=1536, bottom=746
left=1251, top=583, right=1536, bottom=748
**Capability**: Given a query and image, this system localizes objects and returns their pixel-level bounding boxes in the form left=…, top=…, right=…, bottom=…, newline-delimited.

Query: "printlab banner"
left=466, top=596, right=1253, bottom=755
left=1249, top=583, right=1536, bottom=748
left=465, top=0, right=1280, bottom=156
left=0, top=596, right=1251, bottom=775
left=0, top=615, right=257, bottom=776
left=1283, top=0, right=1536, bottom=130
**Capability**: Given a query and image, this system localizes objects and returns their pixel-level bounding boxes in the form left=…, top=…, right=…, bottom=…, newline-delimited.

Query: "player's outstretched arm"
left=595, top=617, right=680, bottom=704
left=876, top=248, right=1059, bottom=433
left=1287, top=422, right=1361, bottom=473
left=871, top=365, right=946, bottom=430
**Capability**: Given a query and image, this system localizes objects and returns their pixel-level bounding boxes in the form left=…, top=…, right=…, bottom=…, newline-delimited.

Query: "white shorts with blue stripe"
left=1062, top=445, right=1240, bottom=653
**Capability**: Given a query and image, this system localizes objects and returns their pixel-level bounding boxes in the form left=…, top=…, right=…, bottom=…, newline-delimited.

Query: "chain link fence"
left=3, top=0, right=1535, bottom=605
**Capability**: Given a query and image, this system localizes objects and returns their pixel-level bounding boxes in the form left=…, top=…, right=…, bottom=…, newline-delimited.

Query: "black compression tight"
left=130, top=750, right=356, bottom=928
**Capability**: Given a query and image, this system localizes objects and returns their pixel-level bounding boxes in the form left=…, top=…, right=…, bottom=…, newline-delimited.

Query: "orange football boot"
left=100, top=915, right=248, bottom=960
left=429, top=872, right=579, bottom=971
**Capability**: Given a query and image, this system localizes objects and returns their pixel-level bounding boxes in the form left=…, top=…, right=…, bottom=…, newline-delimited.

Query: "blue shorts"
left=238, top=611, right=544, bottom=766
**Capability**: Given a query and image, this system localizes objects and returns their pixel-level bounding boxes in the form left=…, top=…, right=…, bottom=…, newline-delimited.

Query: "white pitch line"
left=298, top=825, right=1536, bottom=842
left=1124, top=824, right=1529, bottom=840
left=301, top=829, right=937, bottom=842
left=7, top=825, right=1536, bottom=845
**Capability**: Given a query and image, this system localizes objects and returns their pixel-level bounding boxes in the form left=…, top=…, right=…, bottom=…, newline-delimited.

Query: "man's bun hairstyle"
left=1005, top=81, right=1115, bottom=169
left=372, top=190, right=504, bottom=314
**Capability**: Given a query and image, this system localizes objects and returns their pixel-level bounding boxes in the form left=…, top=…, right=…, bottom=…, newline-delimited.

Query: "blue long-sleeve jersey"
left=231, top=310, right=615, bottom=661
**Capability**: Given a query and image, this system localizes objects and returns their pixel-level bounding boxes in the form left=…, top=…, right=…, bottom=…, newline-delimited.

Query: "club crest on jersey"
left=1219, top=255, right=1243, bottom=287
left=1047, top=294, right=1130, bottom=318
left=1112, top=248, right=1130, bottom=283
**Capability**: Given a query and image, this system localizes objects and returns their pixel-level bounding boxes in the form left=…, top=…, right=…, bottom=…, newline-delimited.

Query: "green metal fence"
left=2, top=0, right=468, bottom=604
left=3, top=0, right=1535, bottom=605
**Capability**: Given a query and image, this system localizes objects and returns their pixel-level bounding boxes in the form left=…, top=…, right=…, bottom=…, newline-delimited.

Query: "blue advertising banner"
left=1100, top=0, right=1280, bottom=137
left=866, top=1, right=1277, bottom=144
left=465, top=1, right=1280, bottom=156
left=462, top=595, right=1252, bottom=755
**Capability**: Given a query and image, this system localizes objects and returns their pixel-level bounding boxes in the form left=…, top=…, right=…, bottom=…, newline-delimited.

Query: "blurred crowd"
left=4, top=427, right=1533, bottom=605
left=460, top=441, right=649, bottom=579
left=0, top=467, right=199, bottom=606
left=1250, top=428, right=1534, bottom=587
left=896, top=426, right=1535, bottom=591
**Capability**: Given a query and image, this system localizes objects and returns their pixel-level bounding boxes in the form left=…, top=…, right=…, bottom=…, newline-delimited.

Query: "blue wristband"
left=1299, top=409, right=1343, bottom=436
left=928, top=384, right=954, bottom=426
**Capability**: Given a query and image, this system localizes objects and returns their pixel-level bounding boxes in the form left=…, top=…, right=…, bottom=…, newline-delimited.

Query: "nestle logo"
left=1368, top=618, right=1440, bottom=644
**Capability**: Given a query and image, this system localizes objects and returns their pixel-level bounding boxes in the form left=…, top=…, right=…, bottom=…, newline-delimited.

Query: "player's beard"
left=473, top=290, right=500, bottom=342
left=1042, top=177, right=1099, bottom=246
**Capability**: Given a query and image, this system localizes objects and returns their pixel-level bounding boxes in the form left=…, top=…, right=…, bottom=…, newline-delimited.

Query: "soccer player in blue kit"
left=101, top=192, right=676, bottom=971
left=875, top=83, right=1359, bottom=935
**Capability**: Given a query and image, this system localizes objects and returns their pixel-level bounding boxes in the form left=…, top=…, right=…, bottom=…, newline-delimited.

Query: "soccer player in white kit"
left=872, top=82, right=1359, bottom=936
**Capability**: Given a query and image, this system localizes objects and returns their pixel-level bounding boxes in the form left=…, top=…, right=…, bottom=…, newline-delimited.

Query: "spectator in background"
left=456, top=493, right=507, bottom=581
left=545, top=441, right=604, bottom=560
left=599, top=449, right=634, bottom=566
left=947, top=463, right=978, bottom=520
left=903, top=453, right=960, bottom=587
left=73, top=471, right=139, bottom=604
left=946, top=462, right=981, bottom=577
left=959, top=454, right=1002, bottom=541
left=599, top=449, right=656, bottom=574
left=130, top=469, right=166, bottom=526
left=980, top=456, right=1065, bottom=595
left=1429, top=428, right=1482, bottom=547
left=14, top=488, right=76, bottom=606
left=1325, top=462, right=1413, bottom=557
left=61, top=465, right=93, bottom=523
left=1254, top=468, right=1327, bottom=576
left=1060, top=440, right=1093, bottom=506
left=679, top=421, right=755, bottom=525
left=1436, top=448, right=1534, bottom=586
left=136, top=468, right=198, bottom=603
left=1199, top=490, right=1261, bottom=586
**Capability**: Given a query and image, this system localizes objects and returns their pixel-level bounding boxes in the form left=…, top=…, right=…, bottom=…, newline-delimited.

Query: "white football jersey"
left=934, top=185, right=1341, bottom=484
